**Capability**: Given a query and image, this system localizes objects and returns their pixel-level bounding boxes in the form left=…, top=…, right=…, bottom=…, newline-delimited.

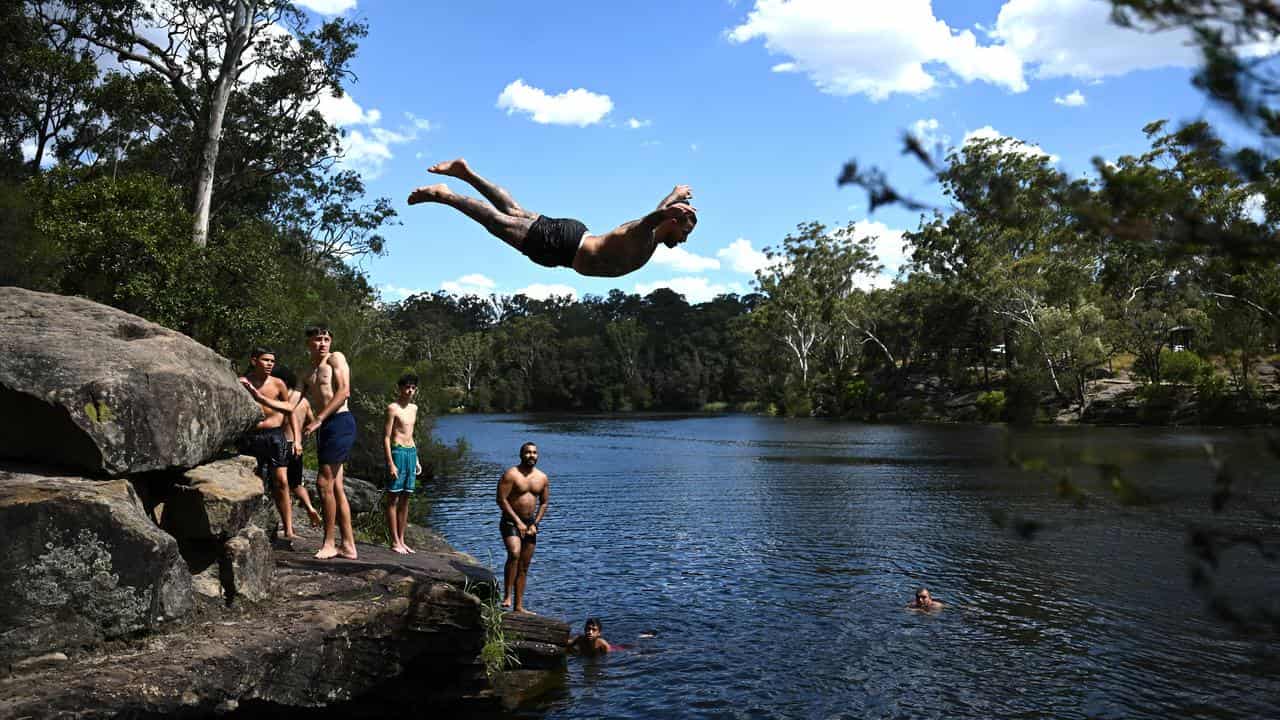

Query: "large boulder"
left=0, top=287, right=260, bottom=476
left=0, top=466, right=194, bottom=666
left=162, top=455, right=265, bottom=540
left=301, top=468, right=382, bottom=515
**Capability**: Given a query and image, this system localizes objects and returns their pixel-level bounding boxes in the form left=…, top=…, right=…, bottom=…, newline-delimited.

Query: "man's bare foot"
left=392, top=544, right=409, bottom=555
left=315, top=544, right=339, bottom=559
left=407, top=183, right=450, bottom=205
left=404, top=544, right=416, bottom=554
left=339, top=542, right=358, bottom=560
left=428, top=158, right=471, bottom=178
left=513, top=607, right=536, bottom=615
left=306, top=508, right=322, bottom=527
left=501, top=598, right=512, bottom=609
left=282, top=533, right=299, bottom=541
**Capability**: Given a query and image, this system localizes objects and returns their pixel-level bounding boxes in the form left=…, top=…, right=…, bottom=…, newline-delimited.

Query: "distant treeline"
left=3, top=0, right=1280, bottom=491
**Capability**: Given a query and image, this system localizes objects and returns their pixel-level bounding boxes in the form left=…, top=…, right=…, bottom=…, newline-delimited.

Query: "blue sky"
left=290, top=0, right=1264, bottom=304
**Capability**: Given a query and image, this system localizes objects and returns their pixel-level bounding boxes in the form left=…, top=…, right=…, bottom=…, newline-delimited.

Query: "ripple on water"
left=428, top=416, right=1280, bottom=720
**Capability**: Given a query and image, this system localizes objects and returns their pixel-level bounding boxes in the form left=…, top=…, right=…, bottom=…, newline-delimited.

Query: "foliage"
left=1160, top=349, right=1212, bottom=384
left=463, top=578, right=520, bottom=679
left=975, top=391, right=1007, bottom=422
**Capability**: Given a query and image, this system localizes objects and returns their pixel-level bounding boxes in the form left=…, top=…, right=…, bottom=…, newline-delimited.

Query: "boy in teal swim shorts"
left=383, top=374, right=422, bottom=554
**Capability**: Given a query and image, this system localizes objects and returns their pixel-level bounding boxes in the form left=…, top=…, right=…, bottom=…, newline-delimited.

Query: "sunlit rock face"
left=0, top=287, right=260, bottom=476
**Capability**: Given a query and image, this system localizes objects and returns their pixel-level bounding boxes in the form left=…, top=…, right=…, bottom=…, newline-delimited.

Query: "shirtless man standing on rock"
left=497, top=442, right=549, bottom=613
left=243, top=325, right=358, bottom=560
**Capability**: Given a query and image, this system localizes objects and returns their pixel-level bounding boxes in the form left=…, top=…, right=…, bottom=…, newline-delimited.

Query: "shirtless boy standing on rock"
left=237, top=347, right=296, bottom=540
left=243, top=325, right=358, bottom=560
left=497, top=442, right=549, bottom=614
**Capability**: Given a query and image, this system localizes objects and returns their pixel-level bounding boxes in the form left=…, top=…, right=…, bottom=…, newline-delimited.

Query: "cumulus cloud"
left=962, top=125, right=1059, bottom=163
left=514, top=283, right=579, bottom=301
left=991, top=0, right=1263, bottom=80
left=1053, top=90, right=1087, bottom=106
left=626, top=118, right=652, bottom=129
left=728, top=0, right=1278, bottom=100
left=441, top=273, right=497, bottom=297
left=497, top=79, right=613, bottom=127
left=850, top=220, right=910, bottom=290
left=652, top=245, right=721, bottom=272
left=1243, top=193, right=1268, bottom=224
left=378, top=284, right=428, bottom=301
left=717, top=238, right=772, bottom=275
left=634, top=277, right=747, bottom=304
left=910, top=117, right=950, bottom=149
left=315, top=90, right=434, bottom=178
left=727, top=0, right=1026, bottom=100
left=292, top=0, right=357, bottom=15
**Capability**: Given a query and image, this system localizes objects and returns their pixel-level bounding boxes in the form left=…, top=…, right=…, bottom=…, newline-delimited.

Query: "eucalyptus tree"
left=753, top=221, right=879, bottom=394
left=45, top=0, right=365, bottom=247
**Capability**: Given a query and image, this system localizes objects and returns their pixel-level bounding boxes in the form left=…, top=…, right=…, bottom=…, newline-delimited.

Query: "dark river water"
left=424, top=415, right=1280, bottom=720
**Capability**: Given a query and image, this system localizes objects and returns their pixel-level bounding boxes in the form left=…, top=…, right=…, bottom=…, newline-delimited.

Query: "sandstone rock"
left=222, top=525, right=273, bottom=603
left=162, top=455, right=264, bottom=540
left=0, top=287, right=260, bottom=476
left=300, top=468, right=381, bottom=515
left=0, top=467, right=193, bottom=666
left=0, top=539, right=570, bottom=716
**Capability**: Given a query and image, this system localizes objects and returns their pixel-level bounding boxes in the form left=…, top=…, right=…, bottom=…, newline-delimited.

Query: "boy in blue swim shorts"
left=383, top=373, right=422, bottom=554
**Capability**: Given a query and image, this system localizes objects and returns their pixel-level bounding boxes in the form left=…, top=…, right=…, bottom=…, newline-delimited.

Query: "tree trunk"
left=190, top=3, right=251, bottom=247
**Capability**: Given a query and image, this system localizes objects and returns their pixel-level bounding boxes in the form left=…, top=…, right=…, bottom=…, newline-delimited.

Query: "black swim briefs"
left=523, top=215, right=587, bottom=268
left=500, top=514, right=537, bottom=544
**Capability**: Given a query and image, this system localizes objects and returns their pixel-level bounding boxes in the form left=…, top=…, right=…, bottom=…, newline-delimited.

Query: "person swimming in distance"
left=907, top=587, right=944, bottom=612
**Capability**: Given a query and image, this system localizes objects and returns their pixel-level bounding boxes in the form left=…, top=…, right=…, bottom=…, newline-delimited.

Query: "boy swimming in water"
left=566, top=618, right=611, bottom=656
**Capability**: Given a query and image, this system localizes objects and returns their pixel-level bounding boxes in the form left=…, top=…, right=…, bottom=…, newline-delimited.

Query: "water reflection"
left=428, top=415, right=1280, bottom=720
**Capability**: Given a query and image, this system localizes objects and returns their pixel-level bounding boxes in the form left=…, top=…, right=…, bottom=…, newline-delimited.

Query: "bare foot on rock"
left=339, top=542, right=359, bottom=560
left=404, top=544, right=416, bottom=554
left=429, top=158, right=470, bottom=178
left=407, top=183, right=450, bottom=205
left=501, top=598, right=513, bottom=609
left=315, top=544, right=339, bottom=560
left=306, top=508, right=322, bottom=527
left=392, top=544, right=408, bottom=555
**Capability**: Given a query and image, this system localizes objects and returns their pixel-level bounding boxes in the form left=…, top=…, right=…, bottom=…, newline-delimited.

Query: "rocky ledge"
left=0, top=527, right=569, bottom=719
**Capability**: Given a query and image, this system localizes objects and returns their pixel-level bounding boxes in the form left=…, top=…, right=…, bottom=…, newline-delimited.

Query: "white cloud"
left=315, top=91, right=380, bottom=126
left=993, top=0, right=1206, bottom=80
left=292, top=0, right=357, bottom=15
left=634, top=277, right=746, bottom=304
left=441, top=273, right=497, bottom=297
left=727, top=0, right=1026, bottom=100
left=652, top=245, right=721, bottom=272
left=1243, top=193, right=1268, bottom=224
left=514, top=283, right=579, bottom=301
left=717, top=238, right=772, bottom=274
left=496, top=79, right=613, bottom=127
left=314, top=93, right=434, bottom=179
left=626, top=118, right=651, bottom=129
left=850, top=220, right=909, bottom=289
left=910, top=117, right=950, bottom=148
left=378, top=284, right=428, bottom=301
left=1053, top=90, right=1087, bottom=107
left=962, top=125, right=1059, bottom=163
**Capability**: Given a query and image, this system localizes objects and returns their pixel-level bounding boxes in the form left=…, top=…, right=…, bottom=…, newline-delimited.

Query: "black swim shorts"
left=523, top=215, right=587, bottom=268
left=500, top=514, right=537, bottom=544
left=286, top=450, right=303, bottom=488
left=236, top=426, right=290, bottom=479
